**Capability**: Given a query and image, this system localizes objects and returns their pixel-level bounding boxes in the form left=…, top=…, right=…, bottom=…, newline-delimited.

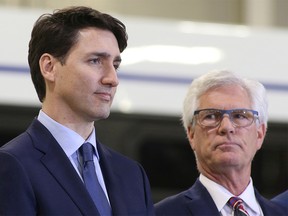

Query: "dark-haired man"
left=0, top=6, right=154, bottom=216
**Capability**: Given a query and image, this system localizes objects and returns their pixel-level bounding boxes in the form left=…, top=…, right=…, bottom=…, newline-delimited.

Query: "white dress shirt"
left=199, top=174, right=264, bottom=216
left=37, top=110, right=110, bottom=201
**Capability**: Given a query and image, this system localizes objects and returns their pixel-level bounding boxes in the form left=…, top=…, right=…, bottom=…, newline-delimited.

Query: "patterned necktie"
left=80, top=142, right=112, bottom=216
left=228, top=197, right=250, bottom=216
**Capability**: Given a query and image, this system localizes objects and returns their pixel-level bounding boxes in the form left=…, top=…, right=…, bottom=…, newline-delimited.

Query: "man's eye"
left=204, top=113, right=217, bottom=120
left=89, top=58, right=101, bottom=64
left=233, top=113, right=249, bottom=119
left=114, top=64, right=121, bottom=71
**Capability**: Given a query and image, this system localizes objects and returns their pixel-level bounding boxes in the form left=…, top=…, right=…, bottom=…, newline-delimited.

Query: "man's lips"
left=215, top=142, right=240, bottom=150
left=94, top=92, right=112, bottom=101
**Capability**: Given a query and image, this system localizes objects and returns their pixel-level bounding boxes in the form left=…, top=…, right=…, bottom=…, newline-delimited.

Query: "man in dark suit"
left=0, top=6, right=154, bottom=215
left=155, top=70, right=286, bottom=215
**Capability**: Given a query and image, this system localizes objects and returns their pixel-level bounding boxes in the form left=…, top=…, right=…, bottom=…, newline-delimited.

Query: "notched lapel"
left=185, top=179, right=219, bottom=216
left=185, top=198, right=217, bottom=216
left=28, top=119, right=100, bottom=215
left=96, top=141, right=128, bottom=215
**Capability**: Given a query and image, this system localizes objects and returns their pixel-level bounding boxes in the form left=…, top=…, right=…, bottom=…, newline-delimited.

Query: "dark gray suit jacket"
left=155, top=178, right=286, bottom=216
left=0, top=119, right=154, bottom=216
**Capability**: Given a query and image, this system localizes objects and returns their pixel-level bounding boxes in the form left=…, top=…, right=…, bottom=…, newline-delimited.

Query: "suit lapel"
left=27, top=119, right=100, bottom=215
left=186, top=180, right=285, bottom=216
left=96, top=141, right=128, bottom=215
left=185, top=179, right=219, bottom=215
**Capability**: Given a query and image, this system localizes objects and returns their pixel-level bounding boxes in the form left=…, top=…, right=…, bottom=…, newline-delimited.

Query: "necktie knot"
left=80, top=142, right=94, bottom=163
left=228, top=196, right=243, bottom=210
left=228, top=197, right=249, bottom=216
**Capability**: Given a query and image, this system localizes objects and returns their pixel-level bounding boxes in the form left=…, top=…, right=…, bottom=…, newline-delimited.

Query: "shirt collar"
left=199, top=174, right=261, bottom=215
left=199, top=174, right=231, bottom=212
left=37, top=110, right=99, bottom=160
left=238, top=178, right=261, bottom=215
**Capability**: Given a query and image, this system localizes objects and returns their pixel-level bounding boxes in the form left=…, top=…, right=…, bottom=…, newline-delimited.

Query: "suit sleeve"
left=0, top=151, right=36, bottom=215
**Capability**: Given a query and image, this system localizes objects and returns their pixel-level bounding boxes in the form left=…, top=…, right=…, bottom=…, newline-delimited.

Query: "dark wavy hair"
left=28, top=6, right=128, bottom=102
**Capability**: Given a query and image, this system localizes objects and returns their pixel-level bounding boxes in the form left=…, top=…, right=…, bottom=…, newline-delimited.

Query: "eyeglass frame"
left=193, top=108, right=259, bottom=128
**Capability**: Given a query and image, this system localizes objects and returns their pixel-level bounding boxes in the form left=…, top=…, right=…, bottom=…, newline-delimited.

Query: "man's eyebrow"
left=91, top=52, right=122, bottom=62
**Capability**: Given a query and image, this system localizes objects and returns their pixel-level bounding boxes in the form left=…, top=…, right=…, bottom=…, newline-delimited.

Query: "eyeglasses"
left=193, top=109, right=259, bottom=128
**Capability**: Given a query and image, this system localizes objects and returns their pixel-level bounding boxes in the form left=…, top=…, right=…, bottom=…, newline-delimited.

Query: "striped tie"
left=228, top=197, right=249, bottom=216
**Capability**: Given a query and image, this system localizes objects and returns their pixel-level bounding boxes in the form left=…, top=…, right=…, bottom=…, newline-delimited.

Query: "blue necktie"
left=80, top=142, right=112, bottom=216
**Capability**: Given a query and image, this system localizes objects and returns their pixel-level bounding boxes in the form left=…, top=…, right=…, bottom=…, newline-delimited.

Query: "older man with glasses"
left=155, top=70, right=286, bottom=216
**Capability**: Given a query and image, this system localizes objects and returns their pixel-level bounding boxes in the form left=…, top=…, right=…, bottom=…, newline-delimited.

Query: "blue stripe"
left=0, top=65, right=29, bottom=73
left=118, top=73, right=192, bottom=84
left=0, top=64, right=288, bottom=92
left=262, top=83, right=288, bottom=92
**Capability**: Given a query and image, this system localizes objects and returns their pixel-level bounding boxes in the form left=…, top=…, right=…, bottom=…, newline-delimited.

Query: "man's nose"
left=217, top=114, right=235, bottom=134
left=102, top=65, right=119, bottom=87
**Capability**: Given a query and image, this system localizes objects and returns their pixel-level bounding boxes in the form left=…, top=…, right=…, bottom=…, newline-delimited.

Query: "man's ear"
left=39, top=53, right=57, bottom=82
left=187, top=125, right=196, bottom=150
left=256, top=123, right=266, bottom=150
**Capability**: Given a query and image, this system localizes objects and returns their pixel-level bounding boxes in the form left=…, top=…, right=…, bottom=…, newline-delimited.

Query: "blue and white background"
left=1, top=7, right=288, bottom=122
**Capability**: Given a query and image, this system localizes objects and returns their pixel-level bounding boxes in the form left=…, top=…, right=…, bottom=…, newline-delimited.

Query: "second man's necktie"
left=228, top=197, right=249, bottom=216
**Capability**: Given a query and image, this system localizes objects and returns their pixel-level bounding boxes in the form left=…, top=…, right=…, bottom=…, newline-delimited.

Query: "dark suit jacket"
left=0, top=119, right=154, bottom=216
left=271, top=190, right=288, bottom=214
left=155, top=179, right=286, bottom=216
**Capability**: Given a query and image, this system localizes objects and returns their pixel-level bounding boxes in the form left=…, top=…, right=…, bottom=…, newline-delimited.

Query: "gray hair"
left=181, top=70, right=268, bottom=132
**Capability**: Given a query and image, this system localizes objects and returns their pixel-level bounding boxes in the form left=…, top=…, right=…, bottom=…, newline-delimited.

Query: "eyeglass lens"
left=196, top=109, right=257, bottom=127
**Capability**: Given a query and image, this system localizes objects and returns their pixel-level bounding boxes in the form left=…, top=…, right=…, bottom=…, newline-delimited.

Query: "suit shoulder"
left=0, top=132, right=32, bottom=154
left=0, top=119, right=43, bottom=153
left=271, top=190, right=288, bottom=208
left=155, top=190, right=190, bottom=215
left=256, top=191, right=288, bottom=215
left=155, top=189, right=189, bottom=205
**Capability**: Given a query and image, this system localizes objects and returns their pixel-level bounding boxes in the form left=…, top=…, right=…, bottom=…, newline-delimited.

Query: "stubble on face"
left=46, top=28, right=121, bottom=127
